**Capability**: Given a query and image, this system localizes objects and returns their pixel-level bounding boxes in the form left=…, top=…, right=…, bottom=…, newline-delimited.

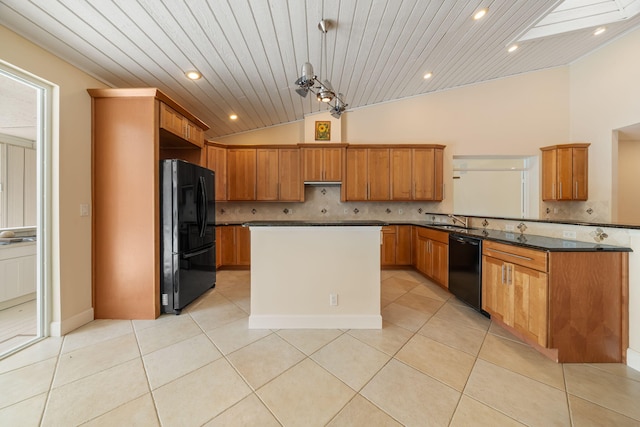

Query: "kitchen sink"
left=430, top=224, right=470, bottom=233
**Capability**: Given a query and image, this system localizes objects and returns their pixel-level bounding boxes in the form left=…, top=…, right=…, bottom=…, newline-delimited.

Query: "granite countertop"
left=219, top=220, right=631, bottom=252
left=408, top=222, right=632, bottom=252
left=243, top=220, right=388, bottom=227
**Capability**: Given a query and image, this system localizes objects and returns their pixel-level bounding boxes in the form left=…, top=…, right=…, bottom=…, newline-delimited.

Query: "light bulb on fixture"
left=508, top=44, right=518, bottom=53
left=317, top=80, right=335, bottom=103
left=594, top=27, right=606, bottom=36
left=423, top=72, right=433, bottom=80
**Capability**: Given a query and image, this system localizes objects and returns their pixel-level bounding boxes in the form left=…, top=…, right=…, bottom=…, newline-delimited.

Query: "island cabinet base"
left=248, top=226, right=382, bottom=329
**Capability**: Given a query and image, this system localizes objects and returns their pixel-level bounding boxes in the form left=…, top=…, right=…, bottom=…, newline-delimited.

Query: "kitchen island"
left=245, top=221, right=385, bottom=329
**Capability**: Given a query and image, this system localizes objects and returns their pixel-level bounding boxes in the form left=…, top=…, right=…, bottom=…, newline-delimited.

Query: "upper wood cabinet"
left=301, top=144, right=345, bottom=182
left=227, top=146, right=303, bottom=202
left=160, top=102, right=204, bottom=147
left=256, top=148, right=279, bottom=201
left=541, top=143, right=589, bottom=201
left=344, top=147, right=390, bottom=201
left=390, top=147, right=443, bottom=201
left=368, top=148, right=391, bottom=200
left=205, top=143, right=227, bottom=201
left=227, top=148, right=257, bottom=201
left=278, top=148, right=303, bottom=201
left=87, top=88, right=209, bottom=320
left=345, top=148, right=369, bottom=200
left=345, top=145, right=445, bottom=201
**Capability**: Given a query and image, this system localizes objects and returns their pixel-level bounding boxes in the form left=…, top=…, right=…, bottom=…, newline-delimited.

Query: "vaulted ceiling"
left=1, top=0, right=640, bottom=139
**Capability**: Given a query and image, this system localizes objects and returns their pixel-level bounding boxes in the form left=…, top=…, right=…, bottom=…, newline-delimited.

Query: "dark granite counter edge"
left=423, top=212, right=640, bottom=230
left=242, top=220, right=388, bottom=227
left=216, top=221, right=631, bottom=252
left=406, top=222, right=632, bottom=252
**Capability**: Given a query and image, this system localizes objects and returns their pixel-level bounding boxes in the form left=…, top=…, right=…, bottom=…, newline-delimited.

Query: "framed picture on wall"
left=315, top=121, right=331, bottom=141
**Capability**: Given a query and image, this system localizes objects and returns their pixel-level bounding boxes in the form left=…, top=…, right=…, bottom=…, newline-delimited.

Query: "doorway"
left=614, top=122, right=640, bottom=225
left=0, top=63, right=51, bottom=358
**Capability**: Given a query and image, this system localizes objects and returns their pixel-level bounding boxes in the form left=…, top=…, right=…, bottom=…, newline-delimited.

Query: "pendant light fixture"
left=294, top=17, right=348, bottom=118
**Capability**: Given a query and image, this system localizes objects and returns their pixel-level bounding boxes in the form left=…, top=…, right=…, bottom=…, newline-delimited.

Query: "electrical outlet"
left=288, top=208, right=293, bottom=214
left=398, top=209, right=403, bottom=214
left=563, top=231, right=576, bottom=239
left=329, top=293, right=338, bottom=306
left=343, top=208, right=348, bottom=214
left=505, top=224, right=515, bottom=231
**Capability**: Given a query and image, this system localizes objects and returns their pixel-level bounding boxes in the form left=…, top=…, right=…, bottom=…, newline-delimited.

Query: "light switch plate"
left=80, top=204, right=90, bottom=217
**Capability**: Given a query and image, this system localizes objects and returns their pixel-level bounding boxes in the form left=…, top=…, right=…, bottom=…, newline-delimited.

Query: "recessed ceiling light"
left=594, top=27, right=606, bottom=36
left=508, top=44, right=519, bottom=53
left=473, top=8, right=488, bottom=20
left=423, top=72, right=433, bottom=80
left=229, top=114, right=238, bottom=120
left=185, top=70, right=202, bottom=80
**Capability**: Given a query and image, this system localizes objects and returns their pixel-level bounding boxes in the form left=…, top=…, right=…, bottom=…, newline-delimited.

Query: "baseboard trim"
left=50, top=307, right=94, bottom=336
left=627, top=348, right=640, bottom=372
left=248, top=314, right=382, bottom=330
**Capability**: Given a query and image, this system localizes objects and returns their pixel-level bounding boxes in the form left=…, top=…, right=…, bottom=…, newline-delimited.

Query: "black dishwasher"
left=448, top=234, right=485, bottom=314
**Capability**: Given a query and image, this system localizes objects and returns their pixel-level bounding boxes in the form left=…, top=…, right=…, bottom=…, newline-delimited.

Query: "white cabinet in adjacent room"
left=0, top=242, right=36, bottom=309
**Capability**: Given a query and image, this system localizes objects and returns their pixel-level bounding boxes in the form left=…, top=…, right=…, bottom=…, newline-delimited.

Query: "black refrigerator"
left=160, top=159, right=216, bottom=314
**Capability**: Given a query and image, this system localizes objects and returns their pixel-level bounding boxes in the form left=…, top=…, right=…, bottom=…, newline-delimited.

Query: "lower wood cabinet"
left=483, top=243, right=548, bottom=347
left=413, top=227, right=448, bottom=287
left=219, top=225, right=250, bottom=268
left=380, top=225, right=412, bottom=267
left=482, top=240, right=628, bottom=363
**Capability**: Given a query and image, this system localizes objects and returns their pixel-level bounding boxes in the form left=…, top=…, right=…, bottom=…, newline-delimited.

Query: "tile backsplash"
left=217, top=185, right=634, bottom=247
left=217, top=185, right=447, bottom=223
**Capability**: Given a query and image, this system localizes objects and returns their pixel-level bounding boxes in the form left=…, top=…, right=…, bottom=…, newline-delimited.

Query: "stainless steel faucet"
left=448, top=214, right=468, bottom=228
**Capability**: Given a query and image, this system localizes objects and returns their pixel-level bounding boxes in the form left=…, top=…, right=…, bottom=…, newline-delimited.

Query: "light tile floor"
left=0, top=299, right=37, bottom=354
left=1, top=269, right=639, bottom=426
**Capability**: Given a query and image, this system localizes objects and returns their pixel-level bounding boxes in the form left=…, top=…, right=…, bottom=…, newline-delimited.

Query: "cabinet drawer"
left=483, top=241, right=547, bottom=272
left=416, top=227, right=448, bottom=244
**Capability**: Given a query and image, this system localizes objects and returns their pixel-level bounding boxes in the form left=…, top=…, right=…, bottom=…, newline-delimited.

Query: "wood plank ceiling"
left=1, top=0, right=639, bottom=139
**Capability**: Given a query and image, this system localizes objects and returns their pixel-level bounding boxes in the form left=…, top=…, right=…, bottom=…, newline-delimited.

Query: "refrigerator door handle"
left=183, top=244, right=213, bottom=259
left=196, top=176, right=207, bottom=238
left=200, top=176, right=208, bottom=237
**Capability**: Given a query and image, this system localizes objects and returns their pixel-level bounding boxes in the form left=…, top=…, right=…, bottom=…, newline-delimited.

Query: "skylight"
left=517, top=0, right=640, bottom=41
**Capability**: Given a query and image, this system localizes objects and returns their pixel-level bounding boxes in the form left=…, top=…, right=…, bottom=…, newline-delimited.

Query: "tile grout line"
left=130, top=319, right=163, bottom=427
left=37, top=333, right=65, bottom=427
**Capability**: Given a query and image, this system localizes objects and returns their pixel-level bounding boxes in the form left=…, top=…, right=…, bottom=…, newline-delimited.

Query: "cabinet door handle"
left=559, top=182, right=563, bottom=199
left=575, top=181, right=578, bottom=198
left=501, top=264, right=505, bottom=284
left=552, top=183, right=555, bottom=199
left=507, top=265, right=512, bottom=285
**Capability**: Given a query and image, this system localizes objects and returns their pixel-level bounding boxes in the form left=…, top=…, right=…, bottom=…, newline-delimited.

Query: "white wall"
left=569, top=27, right=640, bottom=220
left=0, top=25, right=108, bottom=334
